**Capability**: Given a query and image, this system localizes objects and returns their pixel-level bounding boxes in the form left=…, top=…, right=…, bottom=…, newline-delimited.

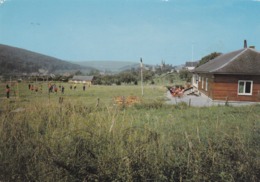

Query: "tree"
left=143, top=70, right=154, bottom=82
left=119, top=72, right=138, bottom=84
left=179, top=69, right=192, bottom=82
left=88, top=69, right=100, bottom=76
left=196, top=52, right=222, bottom=67
left=74, top=70, right=83, bottom=75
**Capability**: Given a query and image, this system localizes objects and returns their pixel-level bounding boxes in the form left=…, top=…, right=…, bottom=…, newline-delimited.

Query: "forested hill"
left=0, top=44, right=93, bottom=75
left=76, top=61, right=138, bottom=73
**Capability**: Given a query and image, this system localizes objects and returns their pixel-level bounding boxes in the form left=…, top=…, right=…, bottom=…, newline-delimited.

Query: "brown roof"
left=193, top=48, right=260, bottom=75
left=71, top=76, right=94, bottom=81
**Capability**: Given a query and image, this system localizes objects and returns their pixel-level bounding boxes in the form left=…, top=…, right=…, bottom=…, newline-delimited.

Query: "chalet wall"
left=196, top=74, right=260, bottom=102
left=197, top=74, right=214, bottom=99
left=212, top=74, right=260, bottom=102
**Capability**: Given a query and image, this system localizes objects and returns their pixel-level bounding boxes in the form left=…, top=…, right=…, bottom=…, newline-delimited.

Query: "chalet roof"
left=71, top=76, right=94, bottom=81
left=193, top=48, right=260, bottom=75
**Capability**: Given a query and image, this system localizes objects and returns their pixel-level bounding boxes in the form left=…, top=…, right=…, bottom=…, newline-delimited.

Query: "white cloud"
left=161, top=0, right=169, bottom=2
left=0, top=0, right=7, bottom=5
left=252, top=0, right=260, bottom=2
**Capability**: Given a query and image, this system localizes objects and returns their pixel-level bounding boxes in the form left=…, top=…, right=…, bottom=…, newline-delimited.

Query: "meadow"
left=0, top=82, right=259, bottom=181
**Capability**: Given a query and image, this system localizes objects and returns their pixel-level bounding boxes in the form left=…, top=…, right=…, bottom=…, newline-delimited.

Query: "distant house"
left=192, top=41, right=260, bottom=103
left=69, top=76, right=94, bottom=85
left=185, top=61, right=198, bottom=71
left=173, top=65, right=184, bottom=73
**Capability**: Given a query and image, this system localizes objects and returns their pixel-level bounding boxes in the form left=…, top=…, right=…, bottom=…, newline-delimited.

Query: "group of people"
left=69, top=84, right=87, bottom=91
left=27, top=83, right=65, bottom=94
left=48, top=84, right=65, bottom=94
left=3, top=83, right=89, bottom=99
left=28, top=83, right=42, bottom=93
left=29, top=83, right=87, bottom=94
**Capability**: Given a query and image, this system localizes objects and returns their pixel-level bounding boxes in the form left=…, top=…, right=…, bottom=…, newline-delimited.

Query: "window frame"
left=238, top=80, right=253, bottom=96
left=205, top=78, right=208, bottom=91
left=201, top=77, right=204, bottom=89
left=196, top=75, right=199, bottom=85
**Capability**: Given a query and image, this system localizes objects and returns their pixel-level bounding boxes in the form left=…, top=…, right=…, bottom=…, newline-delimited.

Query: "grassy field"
left=0, top=82, right=259, bottom=181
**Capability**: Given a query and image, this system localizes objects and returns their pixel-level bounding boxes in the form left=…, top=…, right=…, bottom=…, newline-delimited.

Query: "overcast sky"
left=1, top=0, right=260, bottom=65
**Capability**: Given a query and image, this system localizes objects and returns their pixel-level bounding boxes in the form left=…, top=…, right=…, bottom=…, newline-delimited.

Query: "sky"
left=1, top=0, right=260, bottom=66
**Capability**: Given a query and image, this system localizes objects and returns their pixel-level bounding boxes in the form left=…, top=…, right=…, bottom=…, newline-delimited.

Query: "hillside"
left=0, top=44, right=95, bottom=75
left=76, top=61, right=138, bottom=73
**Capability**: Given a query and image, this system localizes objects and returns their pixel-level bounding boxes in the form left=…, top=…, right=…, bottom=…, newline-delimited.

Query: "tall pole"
left=140, top=58, right=144, bottom=96
left=192, top=43, right=194, bottom=62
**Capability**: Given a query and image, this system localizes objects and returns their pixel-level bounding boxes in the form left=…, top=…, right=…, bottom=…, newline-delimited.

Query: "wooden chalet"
left=192, top=42, right=260, bottom=103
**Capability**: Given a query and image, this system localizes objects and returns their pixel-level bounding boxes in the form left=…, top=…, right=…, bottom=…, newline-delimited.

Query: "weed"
left=0, top=83, right=259, bottom=181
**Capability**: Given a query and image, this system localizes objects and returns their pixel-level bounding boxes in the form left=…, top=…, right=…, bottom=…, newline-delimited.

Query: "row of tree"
left=1, top=52, right=221, bottom=85
left=38, top=52, right=221, bottom=85
left=92, top=69, right=156, bottom=85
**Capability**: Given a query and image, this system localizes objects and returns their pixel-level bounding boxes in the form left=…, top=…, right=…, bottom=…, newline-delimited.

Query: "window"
left=193, top=74, right=199, bottom=87
left=238, top=80, right=253, bottom=95
left=201, top=77, right=204, bottom=89
left=196, top=75, right=199, bottom=85
left=205, top=78, right=208, bottom=91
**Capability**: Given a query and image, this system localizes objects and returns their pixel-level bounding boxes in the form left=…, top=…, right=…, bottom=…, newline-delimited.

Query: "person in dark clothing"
left=49, top=85, right=53, bottom=93
left=54, top=85, right=58, bottom=94
left=6, top=84, right=10, bottom=98
left=83, top=85, right=86, bottom=91
left=61, top=86, right=65, bottom=94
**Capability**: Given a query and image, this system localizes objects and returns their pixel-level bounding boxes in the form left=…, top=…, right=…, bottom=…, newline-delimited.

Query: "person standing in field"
left=6, top=84, right=10, bottom=98
left=83, top=84, right=86, bottom=91
left=30, top=84, right=34, bottom=91
left=48, top=84, right=53, bottom=93
left=53, top=84, right=58, bottom=94
left=35, top=86, right=38, bottom=92
left=61, top=86, right=65, bottom=94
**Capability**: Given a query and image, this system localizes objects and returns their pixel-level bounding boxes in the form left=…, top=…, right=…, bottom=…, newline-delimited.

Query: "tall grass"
left=0, top=82, right=259, bottom=181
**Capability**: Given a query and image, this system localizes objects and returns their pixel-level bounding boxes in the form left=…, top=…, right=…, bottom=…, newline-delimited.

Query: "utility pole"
left=140, top=58, right=144, bottom=96
left=192, top=43, right=194, bottom=62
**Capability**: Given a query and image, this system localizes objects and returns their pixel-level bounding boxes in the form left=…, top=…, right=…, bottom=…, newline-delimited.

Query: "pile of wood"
left=167, top=85, right=194, bottom=98
left=114, top=96, right=141, bottom=106
left=169, top=87, right=185, bottom=97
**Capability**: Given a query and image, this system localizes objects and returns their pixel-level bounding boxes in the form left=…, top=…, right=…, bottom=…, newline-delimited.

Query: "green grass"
left=0, top=82, right=259, bottom=181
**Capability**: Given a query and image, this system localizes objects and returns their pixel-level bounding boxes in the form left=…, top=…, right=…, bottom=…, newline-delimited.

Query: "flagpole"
left=140, top=58, right=144, bottom=96
left=192, top=43, right=194, bottom=62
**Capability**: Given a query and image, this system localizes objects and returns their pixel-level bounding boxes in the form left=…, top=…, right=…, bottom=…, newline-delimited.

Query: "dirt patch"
left=114, top=96, right=141, bottom=106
